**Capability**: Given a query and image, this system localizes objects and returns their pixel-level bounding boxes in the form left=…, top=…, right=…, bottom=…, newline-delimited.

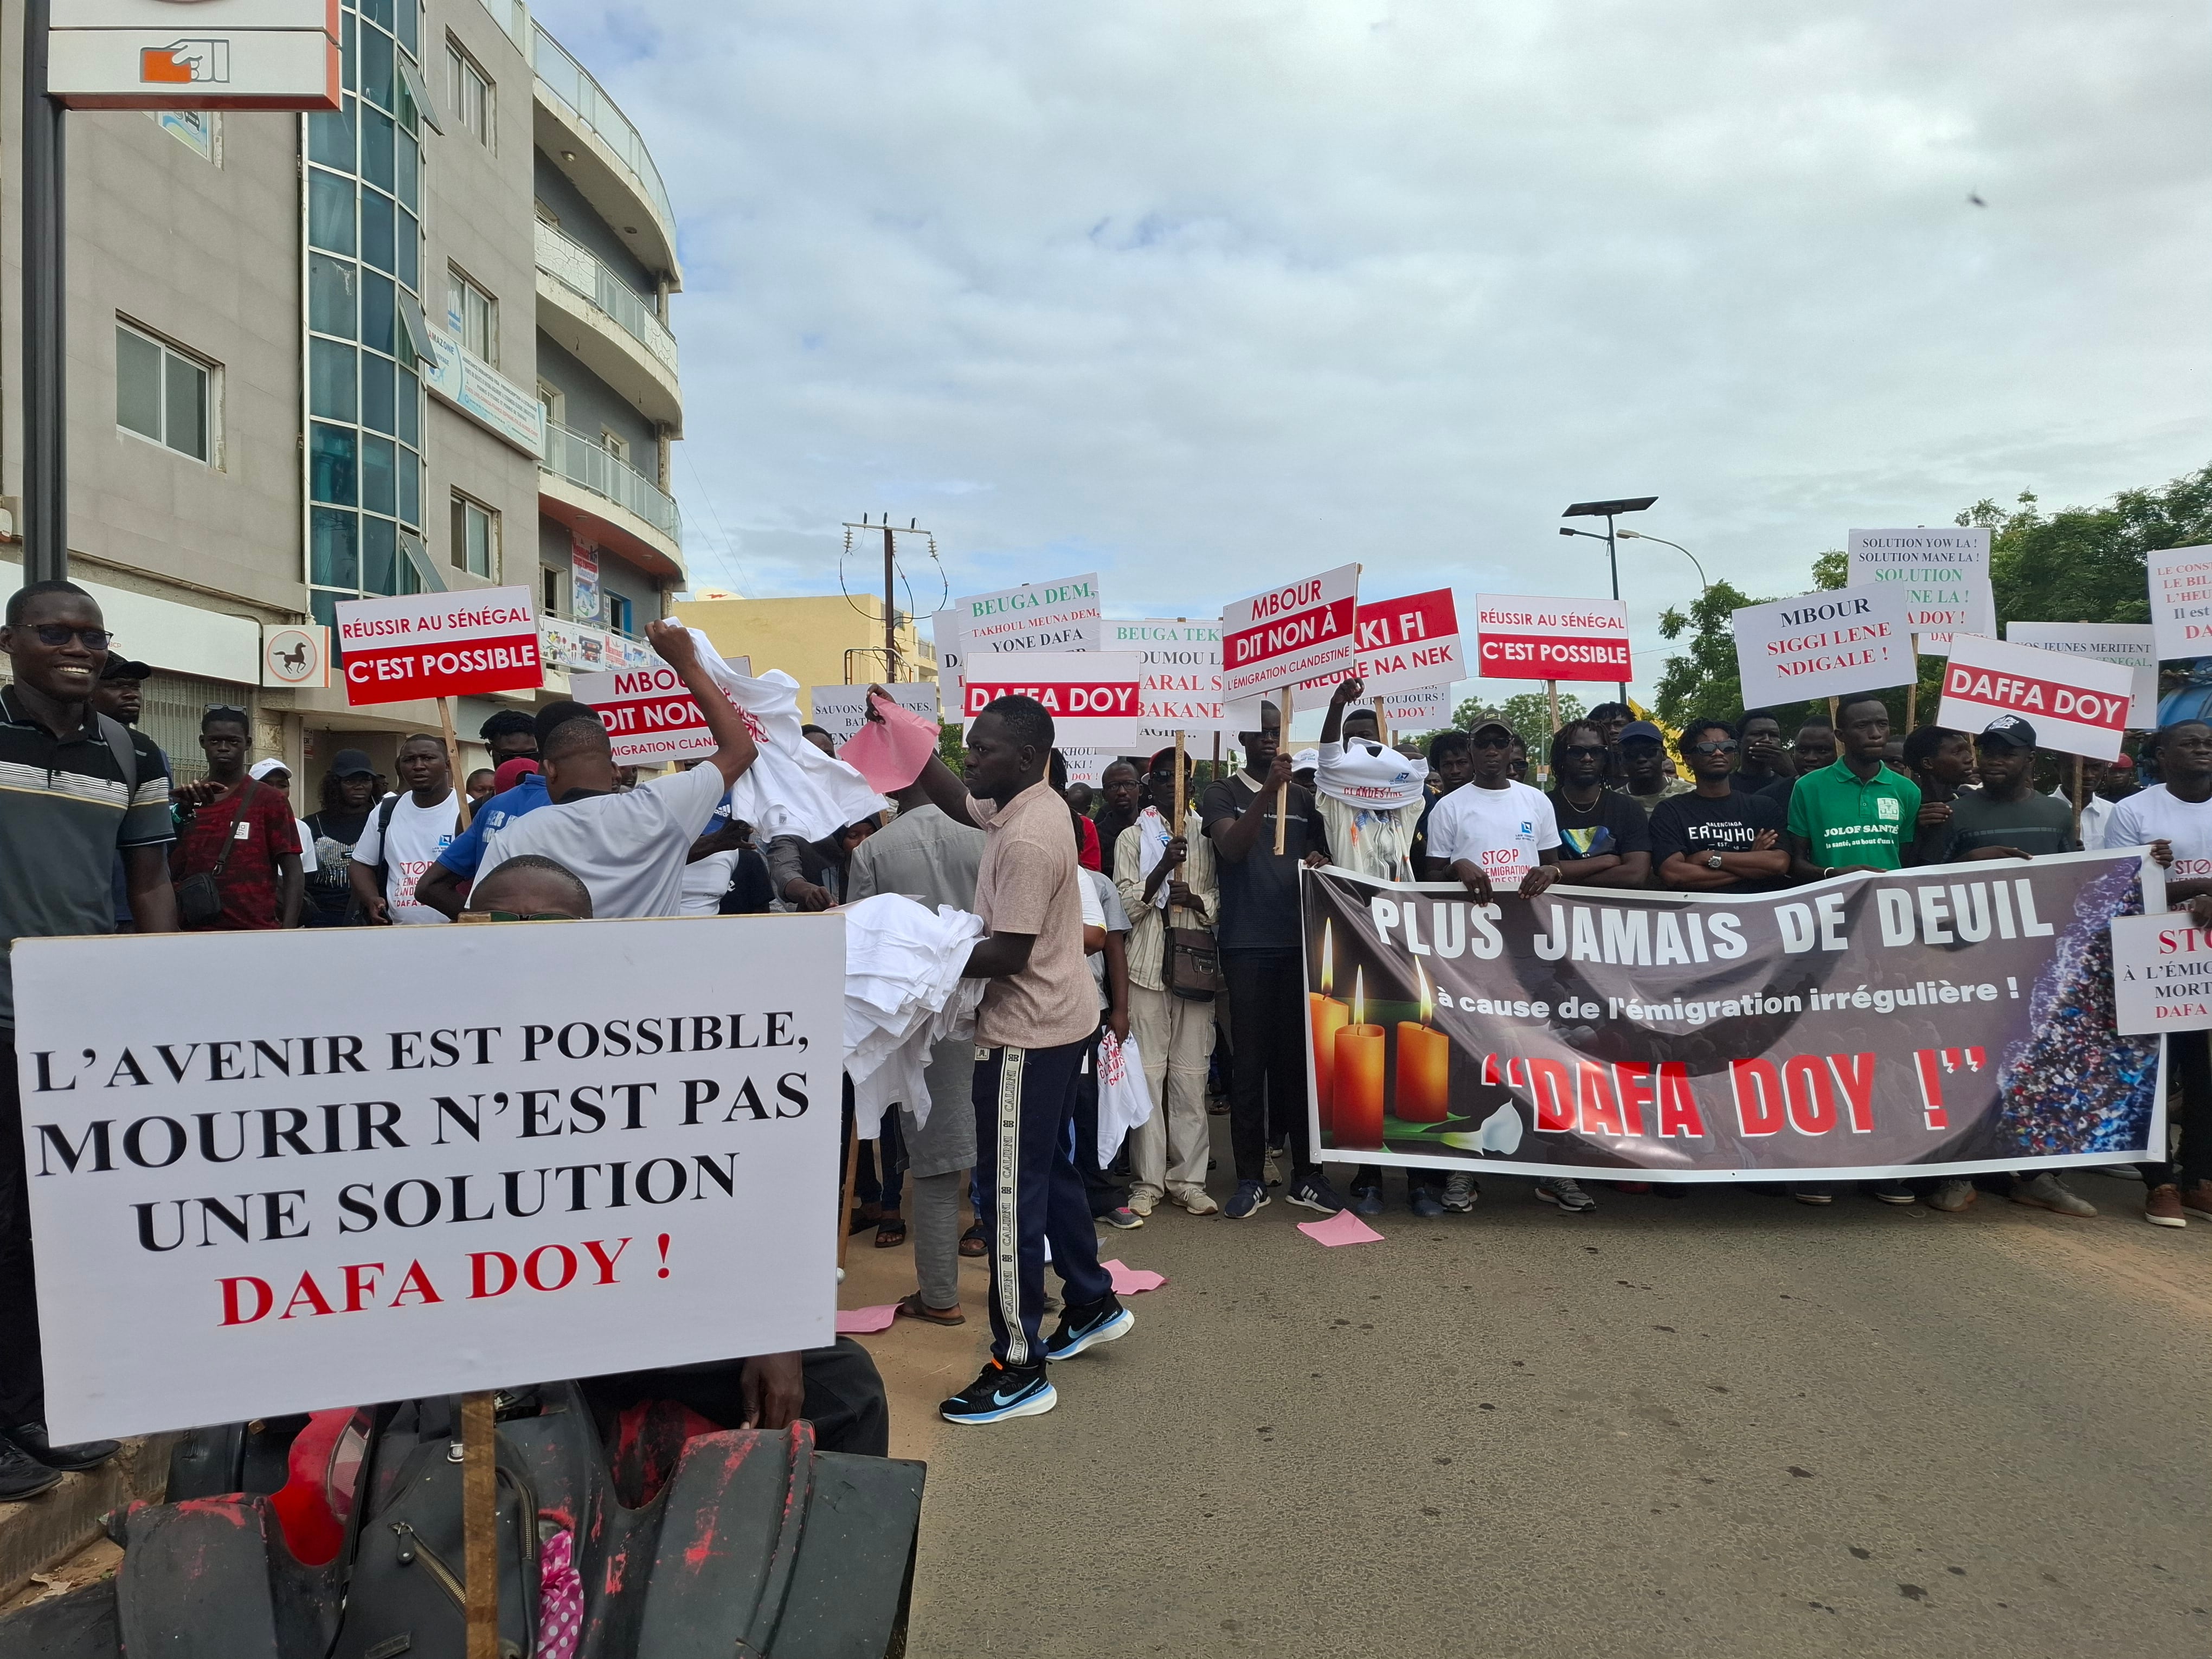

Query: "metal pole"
left=22, top=0, right=68, bottom=583
left=1605, top=513, right=1623, bottom=706
left=883, top=525, right=899, bottom=681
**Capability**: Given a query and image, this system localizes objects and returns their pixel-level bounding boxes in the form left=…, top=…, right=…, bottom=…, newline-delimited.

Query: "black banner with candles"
left=1300, top=854, right=2163, bottom=1180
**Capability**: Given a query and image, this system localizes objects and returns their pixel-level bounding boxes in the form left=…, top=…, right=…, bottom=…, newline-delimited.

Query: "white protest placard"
left=569, top=662, right=745, bottom=764
left=1847, top=527, right=1994, bottom=653
left=1732, top=586, right=1916, bottom=708
left=1108, top=618, right=1227, bottom=740
left=1474, top=594, right=1630, bottom=683
left=12, top=917, right=843, bottom=1442
left=1219, top=564, right=1360, bottom=699
left=1936, top=632, right=2132, bottom=761
left=2146, top=544, right=2212, bottom=663
left=961, top=651, right=1146, bottom=750
left=1060, top=750, right=1118, bottom=787
left=2007, top=622, right=2159, bottom=729
left=954, top=575, right=1103, bottom=657
left=2110, top=912, right=2212, bottom=1036
left=1374, top=685, right=1452, bottom=728
left=808, top=683, right=941, bottom=747
left=930, top=609, right=965, bottom=696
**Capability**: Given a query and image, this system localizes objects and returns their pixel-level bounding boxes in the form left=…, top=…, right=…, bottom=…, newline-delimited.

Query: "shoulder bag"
left=175, top=780, right=259, bottom=928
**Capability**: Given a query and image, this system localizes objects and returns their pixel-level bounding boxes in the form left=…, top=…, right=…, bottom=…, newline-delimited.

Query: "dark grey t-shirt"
left=1199, top=774, right=1330, bottom=953
left=1939, top=788, right=2078, bottom=860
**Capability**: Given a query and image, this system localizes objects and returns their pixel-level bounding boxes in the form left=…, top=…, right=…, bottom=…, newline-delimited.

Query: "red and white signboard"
left=1109, top=619, right=1228, bottom=740
left=2109, top=914, right=2212, bottom=1036
left=336, top=587, right=542, bottom=705
left=1935, top=633, right=2133, bottom=762
left=1220, top=564, right=1360, bottom=699
left=570, top=665, right=731, bottom=764
left=962, top=651, right=1146, bottom=750
left=2006, top=622, right=2158, bottom=729
left=1732, top=585, right=1916, bottom=708
left=1276, top=589, right=1465, bottom=701
left=809, top=683, right=942, bottom=746
left=2146, top=544, right=2212, bottom=662
left=1474, top=594, right=1630, bottom=682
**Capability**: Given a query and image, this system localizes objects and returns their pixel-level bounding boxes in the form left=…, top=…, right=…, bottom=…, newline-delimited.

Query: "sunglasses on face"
left=1471, top=734, right=1513, bottom=750
left=1689, top=741, right=1738, bottom=756
left=29, top=625, right=112, bottom=649
left=1560, top=745, right=1605, bottom=761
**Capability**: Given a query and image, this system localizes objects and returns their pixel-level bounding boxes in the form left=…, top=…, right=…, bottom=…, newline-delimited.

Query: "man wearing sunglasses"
left=1650, top=721, right=1790, bottom=895
left=1423, top=718, right=1562, bottom=903
left=1547, top=720, right=1654, bottom=890
left=0, top=581, right=177, bottom=1497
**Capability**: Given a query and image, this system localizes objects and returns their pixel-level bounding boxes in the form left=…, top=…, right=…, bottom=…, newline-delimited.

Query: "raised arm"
left=647, top=620, right=758, bottom=788
left=864, top=686, right=979, bottom=827
left=1319, top=676, right=1361, bottom=747
left=1208, top=750, right=1294, bottom=864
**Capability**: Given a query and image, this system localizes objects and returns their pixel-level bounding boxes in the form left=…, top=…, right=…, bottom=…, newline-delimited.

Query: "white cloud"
left=535, top=0, right=2212, bottom=699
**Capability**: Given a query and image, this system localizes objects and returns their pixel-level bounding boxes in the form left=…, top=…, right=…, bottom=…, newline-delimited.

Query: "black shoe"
left=10, top=1422, right=121, bottom=1473
left=0, top=1437, right=64, bottom=1499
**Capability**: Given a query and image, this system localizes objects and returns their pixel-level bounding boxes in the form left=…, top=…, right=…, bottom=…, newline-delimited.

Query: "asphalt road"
left=883, top=1156, right=2211, bottom=1658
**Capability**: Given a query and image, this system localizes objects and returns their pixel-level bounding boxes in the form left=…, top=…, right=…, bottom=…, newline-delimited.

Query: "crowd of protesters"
left=2, top=576, right=2205, bottom=1449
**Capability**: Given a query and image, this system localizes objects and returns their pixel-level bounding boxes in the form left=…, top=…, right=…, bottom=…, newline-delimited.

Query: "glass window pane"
left=396, top=0, right=416, bottom=56
left=115, top=326, right=163, bottom=440
left=359, top=189, right=394, bottom=274
left=361, top=434, right=396, bottom=515
left=362, top=516, right=398, bottom=595
left=359, top=25, right=393, bottom=110
left=340, top=10, right=355, bottom=93
left=467, top=507, right=491, bottom=575
left=397, top=447, right=420, bottom=526
left=311, top=508, right=358, bottom=588
left=359, top=0, right=391, bottom=29
left=311, top=423, right=357, bottom=505
left=309, top=337, right=357, bottom=421
left=308, top=100, right=355, bottom=170
left=163, top=354, right=207, bottom=459
left=361, top=271, right=395, bottom=355
left=308, top=254, right=356, bottom=339
left=310, top=588, right=342, bottom=637
left=308, top=169, right=355, bottom=254
left=395, top=366, right=419, bottom=445
left=360, top=351, right=395, bottom=434
left=359, top=104, right=394, bottom=191
left=395, top=130, right=418, bottom=212
left=396, top=208, right=418, bottom=291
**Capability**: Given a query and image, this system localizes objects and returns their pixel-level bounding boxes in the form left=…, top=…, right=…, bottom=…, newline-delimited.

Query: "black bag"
left=175, top=780, right=260, bottom=928
left=1167, top=924, right=1224, bottom=1001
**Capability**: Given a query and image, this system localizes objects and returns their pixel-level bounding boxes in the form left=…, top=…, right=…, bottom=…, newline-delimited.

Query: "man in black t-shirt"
left=1546, top=720, right=1651, bottom=888
left=1650, top=719, right=1790, bottom=893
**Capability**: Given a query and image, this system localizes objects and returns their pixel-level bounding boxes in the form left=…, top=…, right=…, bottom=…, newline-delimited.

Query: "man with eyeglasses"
left=170, top=705, right=303, bottom=931
left=1547, top=719, right=1654, bottom=891
left=0, top=581, right=176, bottom=1497
left=1649, top=719, right=1789, bottom=895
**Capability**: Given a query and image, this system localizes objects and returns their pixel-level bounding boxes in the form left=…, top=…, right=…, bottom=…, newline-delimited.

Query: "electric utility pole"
left=842, top=515, right=933, bottom=681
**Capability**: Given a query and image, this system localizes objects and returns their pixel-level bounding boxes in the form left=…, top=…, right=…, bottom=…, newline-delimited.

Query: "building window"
left=448, top=267, right=497, bottom=364
left=603, top=590, right=633, bottom=636
left=115, top=322, right=214, bottom=462
left=541, top=565, right=567, bottom=618
left=451, top=493, right=497, bottom=577
left=601, top=429, right=628, bottom=468
left=446, top=41, right=492, bottom=147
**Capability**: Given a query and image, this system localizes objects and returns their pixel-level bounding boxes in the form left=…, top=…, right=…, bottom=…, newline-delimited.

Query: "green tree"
left=1448, top=689, right=1586, bottom=752
left=1978, top=462, right=2212, bottom=630
left=1811, top=551, right=1847, bottom=589
left=1653, top=579, right=1767, bottom=730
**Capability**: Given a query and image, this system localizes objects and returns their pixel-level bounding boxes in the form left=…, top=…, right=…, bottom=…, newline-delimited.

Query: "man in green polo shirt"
left=1786, top=694, right=1920, bottom=881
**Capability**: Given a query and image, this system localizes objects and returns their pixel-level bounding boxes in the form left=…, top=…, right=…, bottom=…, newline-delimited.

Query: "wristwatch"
left=1705, top=851, right=1726, bottom=870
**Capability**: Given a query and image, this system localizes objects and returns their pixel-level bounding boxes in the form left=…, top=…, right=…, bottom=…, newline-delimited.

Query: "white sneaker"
left=1926, top=1179, right=1977, bottom=1213
left=1441, top=1172, right=1480, bottom=1212
left=1127, top=1187, right=1160, bottom=1218
left=1173, top=1186, right=1220, bottom=1216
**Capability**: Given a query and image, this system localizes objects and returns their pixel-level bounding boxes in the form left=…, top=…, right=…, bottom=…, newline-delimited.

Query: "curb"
left=0, top=1436, right=175, bottom=1602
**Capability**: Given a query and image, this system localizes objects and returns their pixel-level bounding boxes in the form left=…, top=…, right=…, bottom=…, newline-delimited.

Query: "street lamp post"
left=1560, top=496, right=1656, bottom=705
left=1616, top=529, right=1708, bottom=590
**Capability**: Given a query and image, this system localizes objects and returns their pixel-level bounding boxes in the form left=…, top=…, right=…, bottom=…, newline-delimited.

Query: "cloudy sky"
left=534, top=0, right=2209, bottom=702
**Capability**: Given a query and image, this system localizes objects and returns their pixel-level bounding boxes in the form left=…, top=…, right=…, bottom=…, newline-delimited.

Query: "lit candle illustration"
left=1395, top=962, right=1450, bottom=1123
left=1308, top=920, right=1348, bottom=1127
left=1333, top=967, right=1386, bottom=1149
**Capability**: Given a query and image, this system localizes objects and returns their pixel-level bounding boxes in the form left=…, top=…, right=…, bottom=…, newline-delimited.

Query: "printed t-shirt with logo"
left=1548, top=788, right=1649, bottom=865
left=2107, top=785, right=2212, bottom=882
left=351, top=789, right=460, bottom=923
left=1785, top=760, right=1920, bottom=871
left=1423, top=779, right=1560, bottom=889
left=1649, top=788, right=1788, bottom=892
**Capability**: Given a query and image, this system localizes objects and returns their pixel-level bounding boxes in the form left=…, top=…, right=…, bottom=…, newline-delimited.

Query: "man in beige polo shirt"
left=882, top=691, right=1133, bottom=1425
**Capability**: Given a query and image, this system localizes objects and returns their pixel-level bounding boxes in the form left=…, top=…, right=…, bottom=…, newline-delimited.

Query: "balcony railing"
left=541, top=422, right=682, bottom=547
left=531, top=25, right=677, bottom=242
left=536, top=221, right=677, bottom=377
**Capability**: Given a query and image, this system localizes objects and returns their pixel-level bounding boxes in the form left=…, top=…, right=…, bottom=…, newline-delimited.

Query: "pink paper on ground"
left=834, top=1304, right=901, bottom=1334
left=1297, top=1210, right=1384, bottom=1247
left=837, top=693, right=942, bottom=792
left=1101, top=1259, right=1167, bottom=1294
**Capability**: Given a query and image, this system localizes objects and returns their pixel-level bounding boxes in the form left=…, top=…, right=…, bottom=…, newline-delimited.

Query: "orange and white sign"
left=1935, top=633, right=2132, bottom=762
left=335, top=588, right=542, bottom=706
left=260, top=623, right=330, bottom=689
left=1220, top=564, right=1360, bottom=699
left=962, top=651, right=1146, bottom=749
left=49, top=0, right=340, bottom=111
left=1475, top=594, right=1630, bottom=682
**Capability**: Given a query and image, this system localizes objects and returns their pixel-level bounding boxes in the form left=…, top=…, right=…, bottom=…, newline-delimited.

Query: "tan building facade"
left=0, top=0, right=684, bottom=798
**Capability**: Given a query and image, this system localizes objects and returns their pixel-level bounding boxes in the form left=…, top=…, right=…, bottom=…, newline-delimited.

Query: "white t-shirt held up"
left=1423, top=780, right=1561, bottom=890
left=479, top=763, right=731, bottom=919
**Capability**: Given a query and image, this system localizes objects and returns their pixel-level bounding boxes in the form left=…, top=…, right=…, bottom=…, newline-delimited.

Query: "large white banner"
left=1847, top=527, right=1994, bottom=653
left=1732, top=586, right=1917, bottom=708
left=953, top=575, right=1104, bottom=657
left=2007, top=622, right=2159, bottom=729
left=1935, top=633, right=2133, bottom=762
left=13, top=918, right=844, bottom=1441
left=1108, top=619, right=1228, bottom=741
left=2145, top=545, right=2212, bottom=663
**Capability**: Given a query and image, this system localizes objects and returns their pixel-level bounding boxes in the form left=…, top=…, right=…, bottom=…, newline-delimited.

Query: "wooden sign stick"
left=461, top=1391, right=498, bottom=1659
left=1274, top=681, right=1293, bottom=855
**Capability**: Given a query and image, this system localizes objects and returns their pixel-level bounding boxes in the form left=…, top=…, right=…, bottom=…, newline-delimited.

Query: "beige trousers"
left=1129, top=981, right=1217, bottom=1198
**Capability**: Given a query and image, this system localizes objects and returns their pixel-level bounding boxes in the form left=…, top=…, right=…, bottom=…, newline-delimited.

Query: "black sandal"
left=873, top=1213, right=908, bottom=1248
left=895, top=1291, right=964, bottom=1326
left=959, top=1223, right=987, bottom=1257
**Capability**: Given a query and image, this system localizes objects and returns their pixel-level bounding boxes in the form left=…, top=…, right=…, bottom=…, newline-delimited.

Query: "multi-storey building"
left=0, top=0, right=684, bottom=790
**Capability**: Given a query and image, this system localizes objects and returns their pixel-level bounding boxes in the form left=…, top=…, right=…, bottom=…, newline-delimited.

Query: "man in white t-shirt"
left=479, top=622, right=759, bottom=918
left=349, top=735, right=459, bottom=925
left=1421, top=718, right=1562, bottom=902
left=2106, top=719, right=2212, bottom=1228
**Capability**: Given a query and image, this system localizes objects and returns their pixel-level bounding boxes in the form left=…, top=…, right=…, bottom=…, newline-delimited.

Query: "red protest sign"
left=1279, top=588, right=1464, bottom=700
left=335, top=587, right=542, bottom=705
left=1935, top=633, right=2132, bottom=761
left=961, top=651, right=1147, bottom=749
left=1474, top=594, right=1630, bottom=682
left=1220, top=564, right=1360, bottom=698
left=569, top=665, right=719, bottom=763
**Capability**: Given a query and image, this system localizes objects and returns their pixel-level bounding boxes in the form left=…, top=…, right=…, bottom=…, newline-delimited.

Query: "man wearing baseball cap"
left=1922, top=717, right=2079, bottom=864
left=1615, top=719, right=1692, bottom=810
